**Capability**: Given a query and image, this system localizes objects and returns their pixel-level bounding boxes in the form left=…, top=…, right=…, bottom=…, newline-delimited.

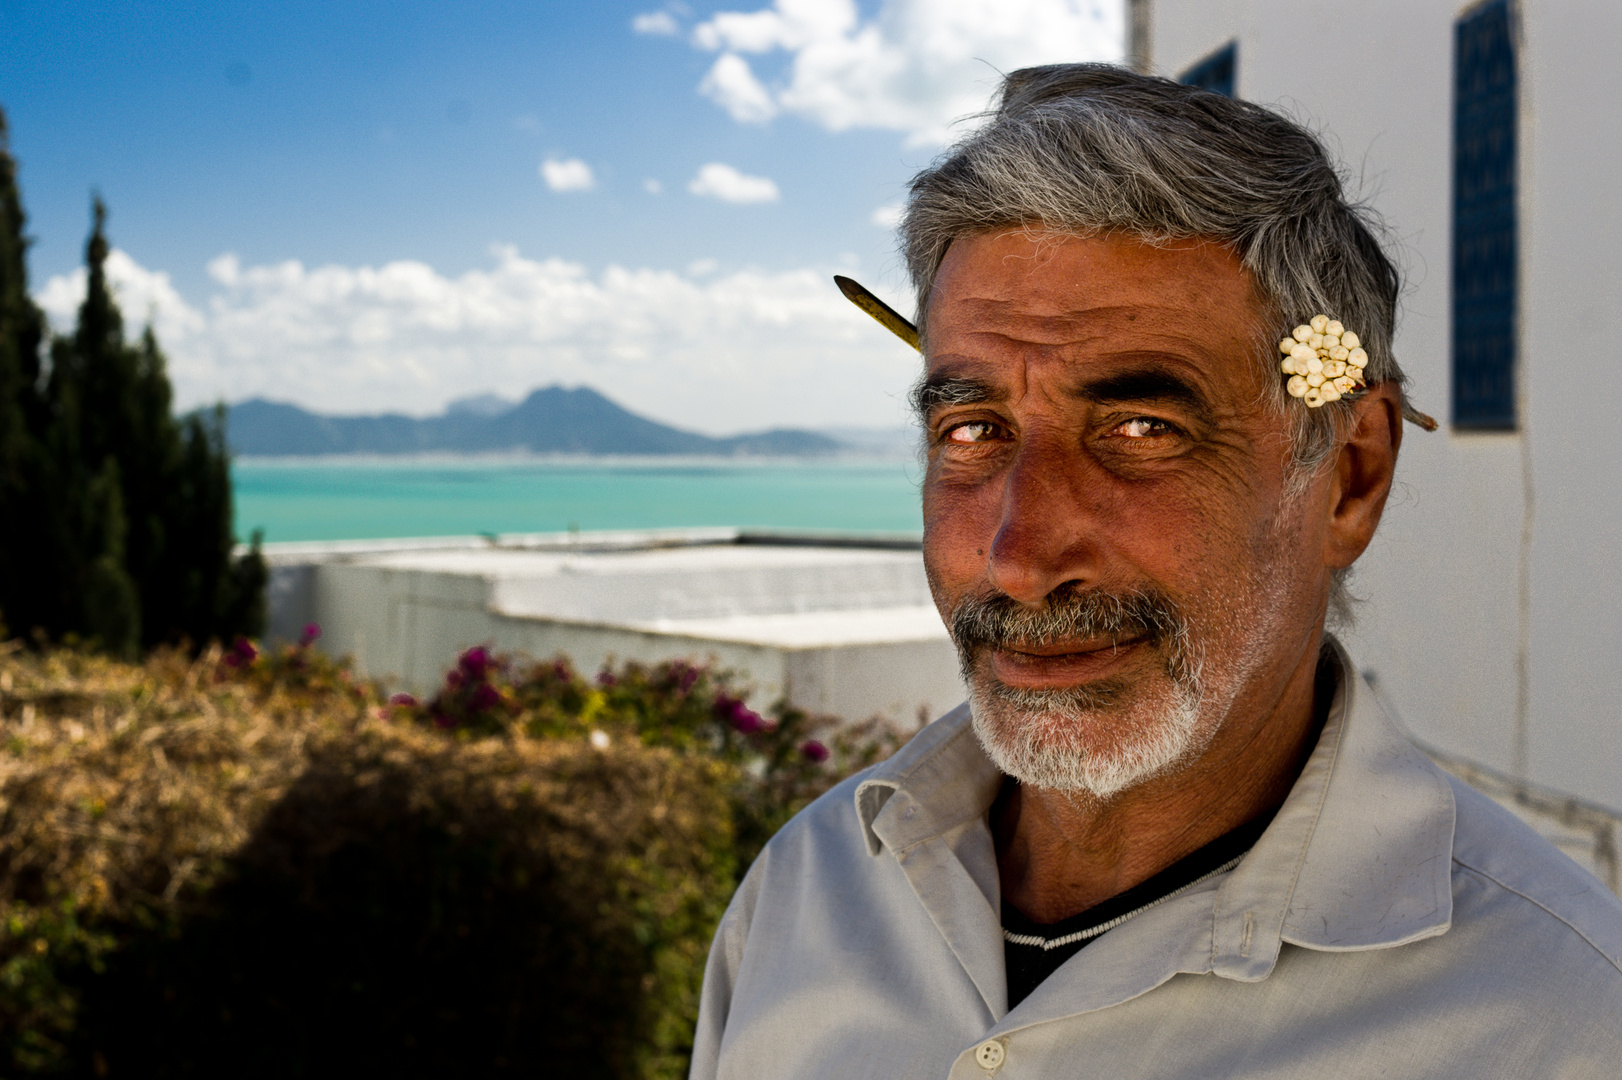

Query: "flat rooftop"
left=264, top=527, right=951, bottom=647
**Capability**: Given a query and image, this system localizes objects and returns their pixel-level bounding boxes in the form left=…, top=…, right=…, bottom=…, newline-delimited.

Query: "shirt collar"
left=855, top=701, right=1002, bottom=858
left=853, top=636, right=1457, bottom=977
left=1211, top=637, right=1456, bottom=978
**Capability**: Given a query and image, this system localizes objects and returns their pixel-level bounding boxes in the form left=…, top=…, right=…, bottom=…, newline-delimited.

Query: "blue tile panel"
left=1453, top=0, right=1518, bottom=429
left=1179, top=41, right=1236, bottom=98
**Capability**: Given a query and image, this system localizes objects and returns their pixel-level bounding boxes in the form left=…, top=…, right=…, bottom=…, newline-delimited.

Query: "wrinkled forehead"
left=922, top=230, right=1275, bottom=404
left=929, top=228, right=1261, bottom=321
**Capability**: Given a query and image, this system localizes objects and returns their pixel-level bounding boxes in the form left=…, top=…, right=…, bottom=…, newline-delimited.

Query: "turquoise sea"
left=233, top=457, right=925, bottom=543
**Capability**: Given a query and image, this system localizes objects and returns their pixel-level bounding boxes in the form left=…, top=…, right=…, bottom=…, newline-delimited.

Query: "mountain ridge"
left=225, top=385, right=846, bottom=458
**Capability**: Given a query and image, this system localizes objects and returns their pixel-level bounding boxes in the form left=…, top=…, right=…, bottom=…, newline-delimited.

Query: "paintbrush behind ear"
left=834, top=275, right=919, bottom=352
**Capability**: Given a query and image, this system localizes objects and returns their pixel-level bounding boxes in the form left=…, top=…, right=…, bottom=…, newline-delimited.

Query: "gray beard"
left=949, top=585, right=1210, bottom=798
left=966, top=670, right=1207, bottom=797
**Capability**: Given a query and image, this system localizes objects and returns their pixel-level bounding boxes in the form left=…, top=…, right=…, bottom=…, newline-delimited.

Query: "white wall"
left=279, top=539, right=968, bottom=727
left=1152, top=0, right=1622, bottom=808
left=1519, top=1, right=1622, bottom=806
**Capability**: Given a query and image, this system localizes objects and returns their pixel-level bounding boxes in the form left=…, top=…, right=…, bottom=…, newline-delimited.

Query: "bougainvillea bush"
left=400, top=646, right=902, bottom=868
left=0, top=635, right=907, bottom=1078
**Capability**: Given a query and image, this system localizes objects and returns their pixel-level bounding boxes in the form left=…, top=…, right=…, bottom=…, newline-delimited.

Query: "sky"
left=0, top=0, right=1122, bottom=435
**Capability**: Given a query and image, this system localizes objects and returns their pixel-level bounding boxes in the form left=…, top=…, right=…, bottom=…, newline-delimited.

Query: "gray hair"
left=902, top=63, right=1406, bottom=479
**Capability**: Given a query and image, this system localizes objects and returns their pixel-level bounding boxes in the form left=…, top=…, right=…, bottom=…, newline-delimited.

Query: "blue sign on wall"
left=1453, top=0, right=1518, bottom=429
left=1180, top=42, right=1237, bottom=98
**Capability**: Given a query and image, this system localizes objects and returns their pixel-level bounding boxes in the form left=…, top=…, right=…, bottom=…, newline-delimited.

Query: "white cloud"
left=35, top=247, right=920, bottom=434
left=643, top=178, right=663, bottom=194
left=870, top=204, right=904, bottom=229
left=686, top=257, right=719, bottom=276
left=692, top=0, right=850, bottom=52
left=690, top=0, right=1124, bottom=145
left=698, top=53, right=778, bottom=123
left=540, top=157, right=595, bottom=192
left=632, top=11, right=680, bottom=35
left=687, top=162, right=780, bottom=204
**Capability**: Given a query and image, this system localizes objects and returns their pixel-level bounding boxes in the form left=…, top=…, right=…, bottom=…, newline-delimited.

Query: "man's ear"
left=1324, top=382, right=1403, bottom=570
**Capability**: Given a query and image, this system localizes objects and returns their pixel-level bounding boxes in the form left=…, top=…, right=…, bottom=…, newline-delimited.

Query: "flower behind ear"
left=1279, top=314, right=1368, bottom=408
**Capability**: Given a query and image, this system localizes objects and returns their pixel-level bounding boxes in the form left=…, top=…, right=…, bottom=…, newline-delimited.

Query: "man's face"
left=919, top=229, right=1332, bottom=797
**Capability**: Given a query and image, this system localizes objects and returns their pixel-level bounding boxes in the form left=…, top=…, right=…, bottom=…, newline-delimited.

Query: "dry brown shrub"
left=0, top=642, right=741, bottom=1078
left=0, top=643, right=342, bottom=927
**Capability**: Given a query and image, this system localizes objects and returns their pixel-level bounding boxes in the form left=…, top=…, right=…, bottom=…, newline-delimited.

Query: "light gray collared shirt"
left=691, top=643, right=1622, bottom=1079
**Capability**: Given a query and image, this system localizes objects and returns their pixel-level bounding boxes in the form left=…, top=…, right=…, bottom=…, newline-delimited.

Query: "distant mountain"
left=444, top=392, right=517, bottom=417
left=226, top=385, right=845, bottom=458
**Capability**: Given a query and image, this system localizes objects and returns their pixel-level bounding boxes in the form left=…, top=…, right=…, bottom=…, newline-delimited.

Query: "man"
left=690, top=65, right=1622, bottom=1079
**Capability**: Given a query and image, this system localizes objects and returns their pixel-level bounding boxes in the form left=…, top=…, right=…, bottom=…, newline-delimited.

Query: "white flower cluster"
left=1278, top=314, right=1370, bottom=408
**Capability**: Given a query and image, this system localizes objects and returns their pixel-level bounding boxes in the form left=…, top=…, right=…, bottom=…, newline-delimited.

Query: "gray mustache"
left=949, top=584, right=1187, bottom=652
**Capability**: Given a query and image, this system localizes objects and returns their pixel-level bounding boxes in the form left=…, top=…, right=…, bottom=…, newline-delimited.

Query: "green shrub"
left=0, top=637, right=904, bottom=1077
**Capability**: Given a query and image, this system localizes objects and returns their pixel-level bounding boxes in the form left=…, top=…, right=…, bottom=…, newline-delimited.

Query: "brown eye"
left=1114, top=417, right=1172, bottom=439
left=946, top=421, right=1004, bottom=444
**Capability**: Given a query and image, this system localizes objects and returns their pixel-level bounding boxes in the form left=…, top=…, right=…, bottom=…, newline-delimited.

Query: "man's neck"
left=993, top=638, right=1335, bottom=924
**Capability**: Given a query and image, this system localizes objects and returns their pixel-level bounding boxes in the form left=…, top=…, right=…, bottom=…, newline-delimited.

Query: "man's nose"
left=986, top=436, right=1109, bottom=606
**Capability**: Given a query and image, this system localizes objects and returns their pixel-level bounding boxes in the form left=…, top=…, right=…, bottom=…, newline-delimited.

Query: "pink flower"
left=388, top=692, right=417, bottom=707
left=298, top=622, right=322, bottom=647
left=715, top=695, right=764, bottom=734
left=471, top=683, right=502, bottom=711
left=224, top=636, right=258, bottom=667
left=800, top=740, right=829, bottom=763
left=596, top=671, right=617, bottom=687
left=459, top=646, right=493, bottom=678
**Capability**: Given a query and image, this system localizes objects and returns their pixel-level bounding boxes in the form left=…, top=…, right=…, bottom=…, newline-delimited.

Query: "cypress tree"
left=0, top=107, right=51, bottom=643
left=0, top=111, right=265, bottom=652
left=161, top=399, right=266, bottom=648
left=0, top=109, right=42, bottom=468
left=45, top=198, right=144, bottom=656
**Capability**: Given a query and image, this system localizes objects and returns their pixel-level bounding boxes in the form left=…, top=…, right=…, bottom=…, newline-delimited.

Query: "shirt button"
left=974, top=1039, right=1006, bottom=1072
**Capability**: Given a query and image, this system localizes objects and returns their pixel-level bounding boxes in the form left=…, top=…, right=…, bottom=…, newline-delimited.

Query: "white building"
left=266, top=529, right=965, bottom=729
left=1146, top=2, right=1622, bottom=816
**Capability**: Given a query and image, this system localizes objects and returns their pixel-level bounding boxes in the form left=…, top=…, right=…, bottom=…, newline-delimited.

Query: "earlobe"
left=1324, top=384, right=1403, bottom=569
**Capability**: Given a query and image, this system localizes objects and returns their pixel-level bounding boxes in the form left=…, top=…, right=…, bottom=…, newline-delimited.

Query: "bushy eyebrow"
left=911, top=366, right=1211, bottom=424
left=1075, top=368, right=1209, bottom=415
left=910, top=375, right=999, bottom=419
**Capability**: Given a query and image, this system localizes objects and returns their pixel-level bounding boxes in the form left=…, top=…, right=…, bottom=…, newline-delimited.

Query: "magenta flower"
left=714, top=695, right=764, bottom=734
left=298, top=622, right=322, bottom=647
left=459, top=646, right=493, bottom=678
left=471, top=683, right=502, bottom=711
left=224, top=636, right=258, bottom=667
left=389, top=692, right=417, bottom=707
left=800, top=740, right=830, bottom=763
left=596, top=670, right=617, bottom=687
